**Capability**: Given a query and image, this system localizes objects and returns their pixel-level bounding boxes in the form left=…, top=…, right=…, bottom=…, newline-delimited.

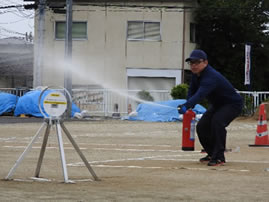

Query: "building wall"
left=35, top=1, right=197, bottom=90
left=0, top=40, right=33, bottom=88
left=0, top=78, right=9, bottom=88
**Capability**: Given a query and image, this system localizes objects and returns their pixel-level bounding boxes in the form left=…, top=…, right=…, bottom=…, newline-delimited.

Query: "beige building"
left=28, top=0, right=198, bottom=114
left=31, top=0, right=197, bottom=88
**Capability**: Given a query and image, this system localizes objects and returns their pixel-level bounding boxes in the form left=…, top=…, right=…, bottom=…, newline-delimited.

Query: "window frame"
left=127, top=21, right=161, bottom=42
left=55, top=21, right=88, bottom=40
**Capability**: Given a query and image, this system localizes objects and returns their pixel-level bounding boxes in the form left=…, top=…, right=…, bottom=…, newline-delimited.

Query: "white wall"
left=34, top=2, right=196, bottom=90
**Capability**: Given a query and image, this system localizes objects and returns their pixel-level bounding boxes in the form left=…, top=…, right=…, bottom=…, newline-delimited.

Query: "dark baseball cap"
left=185, top=49, right=207, bottom=62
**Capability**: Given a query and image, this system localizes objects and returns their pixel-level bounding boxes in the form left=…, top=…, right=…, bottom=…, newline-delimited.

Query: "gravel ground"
left=0, top=117, right=269, bottom=201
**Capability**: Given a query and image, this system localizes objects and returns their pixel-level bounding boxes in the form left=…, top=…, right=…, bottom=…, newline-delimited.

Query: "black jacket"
left=185, top=65, right=242, bottom=109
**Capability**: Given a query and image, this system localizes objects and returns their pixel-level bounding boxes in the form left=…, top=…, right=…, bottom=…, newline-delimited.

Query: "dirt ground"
left=0, top=117, right=269, bottom=201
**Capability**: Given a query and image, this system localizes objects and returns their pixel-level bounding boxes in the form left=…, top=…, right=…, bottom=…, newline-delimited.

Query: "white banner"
left=244, top=44, right=251, bottom=85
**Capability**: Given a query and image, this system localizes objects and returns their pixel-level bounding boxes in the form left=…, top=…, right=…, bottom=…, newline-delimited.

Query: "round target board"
left=43, top=91, right=67, bottom=117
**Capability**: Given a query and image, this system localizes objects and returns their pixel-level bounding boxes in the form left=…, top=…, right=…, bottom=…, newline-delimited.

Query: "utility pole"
left=64, top=0, right=73, bottom=117
left=33, top=0, right=46, bottom=87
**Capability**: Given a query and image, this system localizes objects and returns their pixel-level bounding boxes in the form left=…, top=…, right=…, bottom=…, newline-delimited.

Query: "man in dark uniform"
left=178, top=49, right=243, bottom=166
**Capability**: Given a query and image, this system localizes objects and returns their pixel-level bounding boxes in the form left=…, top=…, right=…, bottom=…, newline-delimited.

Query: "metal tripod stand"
left=5, top=118, right=99, bottom=183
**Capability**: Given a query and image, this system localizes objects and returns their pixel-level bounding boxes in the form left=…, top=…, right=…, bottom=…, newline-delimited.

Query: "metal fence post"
left=104, top=89, right=108, bottom=117
left=253, top=91, right=258, bottom=109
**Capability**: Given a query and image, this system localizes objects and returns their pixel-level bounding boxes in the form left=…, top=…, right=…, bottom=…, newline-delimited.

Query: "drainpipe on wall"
left=181, top=7, right=186, bottom=84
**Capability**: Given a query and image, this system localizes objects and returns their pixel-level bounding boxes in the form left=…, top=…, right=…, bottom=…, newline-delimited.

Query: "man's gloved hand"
left=177, top=104, right=187, bottom=114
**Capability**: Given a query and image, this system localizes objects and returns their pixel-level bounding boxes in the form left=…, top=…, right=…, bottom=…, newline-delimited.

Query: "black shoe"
left=199, top=155, right=211, bottom=163
left=207, top=159, right=225, bottom=166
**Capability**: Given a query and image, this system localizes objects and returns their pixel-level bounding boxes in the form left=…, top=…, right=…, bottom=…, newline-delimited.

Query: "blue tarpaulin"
left=127, top=99, right=206, bottom=122
left=0, top=92, right=18, bottom=115
left=14, top=90, right=80, bottom=117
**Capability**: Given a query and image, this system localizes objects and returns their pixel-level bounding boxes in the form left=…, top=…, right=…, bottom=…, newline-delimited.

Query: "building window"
left=127, top=21, right=161, bottom=41
left=55, top=21, right=87, bottom=39
left=190, top=23, right=197, bottom=43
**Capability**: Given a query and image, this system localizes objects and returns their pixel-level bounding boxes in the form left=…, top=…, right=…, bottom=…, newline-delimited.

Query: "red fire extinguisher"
left=182, top=109, right=196, bottom=151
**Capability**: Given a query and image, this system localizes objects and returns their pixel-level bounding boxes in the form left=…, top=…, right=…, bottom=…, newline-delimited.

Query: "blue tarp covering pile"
left=0, top=92, right=18, bottom=115
left=127, top=99, right=206, bottom=122
left=14, top=90, right=80, bottom=117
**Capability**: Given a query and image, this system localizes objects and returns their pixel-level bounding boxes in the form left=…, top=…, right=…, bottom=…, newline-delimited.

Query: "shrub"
left=137, top=90, right=154, bottom=104
left=241, top=95, right=254, bottom=116
left=170, top=83, right=208, bottom=109
left=170, top=84, right=189, bottom=99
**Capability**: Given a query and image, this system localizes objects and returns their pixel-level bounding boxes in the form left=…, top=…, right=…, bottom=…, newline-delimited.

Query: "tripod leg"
left=35, top=123, right=51, bottom=177
left=5, top=122, right=47, bottom=180
left=60, top=122, right=100, bottom=181
left=55, top=121, right=69, bottom=183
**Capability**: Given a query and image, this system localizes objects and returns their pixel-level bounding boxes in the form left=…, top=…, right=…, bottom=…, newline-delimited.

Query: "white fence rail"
left=72, top=89, right=172, bottom=116
left=1, top=88, right=269, bottom=116
left=238, top=91, right=269, bottom=115
left=0, top=88, right=29, bottom=97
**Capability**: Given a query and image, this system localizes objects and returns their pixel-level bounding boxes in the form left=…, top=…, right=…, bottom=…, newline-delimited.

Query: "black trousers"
left=196, top=104, right=242, bottom=161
